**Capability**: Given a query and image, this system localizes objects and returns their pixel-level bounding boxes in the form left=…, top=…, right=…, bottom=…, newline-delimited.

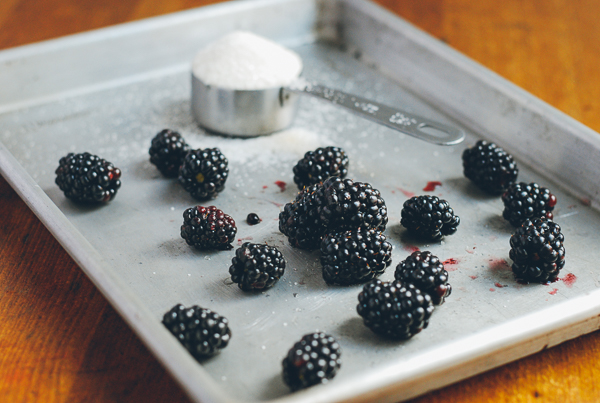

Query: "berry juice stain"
left=442, top=258, right=459, bottom=271
left=397, top=187, right=415, bottom=198
left=403, top=245, right=420, bottom=253
left=549, top=288, right=558, bottom=295
left=561, top=273, right=577, bottom=287
left=469, top=275, right=478, bottom=280
left=494, top=282, right=506, bottom=288
left=274, top=181, right=286, bottom=192
left=423, top=181, right=442, bottom=191
left=489, top=258, right=510, bottom=271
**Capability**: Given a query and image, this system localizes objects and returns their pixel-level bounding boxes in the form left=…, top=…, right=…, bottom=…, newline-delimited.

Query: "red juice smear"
left=274, top=181, right=286, bottom=192
left=549, top=288, right=558, bottom=295
left=262, top=185, right=268, bottom=189
left=237, top=236, right=254, bottom=245
left=423, top=181, right=442, bottom=191
left=561, top=273, right=577, bottom=287
left=489, top=288, right=496, bottom=292
left=397, top=188, right=415, bottom=198
left=489, top=258, right=510, bottom=271
left=494, top=282, right=505, bottom=288
left=269, top=200, right=283, bottom=208
left=469, top=275, right=478, bottom=280
left=403, top=245, right=420, bottom=253
left=442, top=258, right=459, bottom=271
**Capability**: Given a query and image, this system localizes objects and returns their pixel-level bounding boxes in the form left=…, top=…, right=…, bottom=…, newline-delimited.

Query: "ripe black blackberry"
left=502, top=182, right=557, bottom=226
left=55, top=152, right=121, bottom=203
left=320, top=228, right=392, bottom=285
left=357, top=279, right=434, bottom=339
left=400, top=195, right=460, bottom=241
left=509, top=218, right=565, bottom=283
left=149, top=129, right=190, bottom=177
left=319, top=177, right=388, bottom=233
left=229, top=243, right=286, bottom=291
left=394, top=251, right=451, bottom=305
left=279, top=183, right=328, bottom=249
left=282, top=332, right=341, bottom=391
left=293, top=146, right=349, bottom=190
left=462, top=140, right=518, bottom=194
left=162, top=304, right=231, bottom=359
left=181, top=205, right=237, bottom=250
left=178, top=148, right=228, bottom=200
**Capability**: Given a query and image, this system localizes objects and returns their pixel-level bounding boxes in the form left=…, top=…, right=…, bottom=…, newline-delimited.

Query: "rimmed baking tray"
left=1, top=1, right=600, bottom=402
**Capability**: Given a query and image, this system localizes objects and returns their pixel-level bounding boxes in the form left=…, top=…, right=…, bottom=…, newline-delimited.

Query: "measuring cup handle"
left=286, top=81, right=465, bottom=146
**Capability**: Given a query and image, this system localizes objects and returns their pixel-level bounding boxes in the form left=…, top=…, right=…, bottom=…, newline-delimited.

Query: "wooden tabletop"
left=1, top=0, right=600, bottom=401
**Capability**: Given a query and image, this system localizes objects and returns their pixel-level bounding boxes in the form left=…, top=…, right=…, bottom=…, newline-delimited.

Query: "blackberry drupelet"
left=400, top=195, right=460, bottom=241
left=246, top=213, right=261, bottom=225
left=319, top=177, right=388, bottom=233
left=509, top=218, right=565, bottom=283
left=394, top=251, right=451, bottom=305
left=462, top=140, right=518, bottom=194
left=181, top=205, right=237, bottom=250
left=293, top=146, right=349, bottom=190
left=178, top=148, right=228, bottom=200
left=149, top=129, right=190, bottom=177
left=502, top=182, right=557, bottom=226
left=279, top=183, right=327, bottom=249
left=320, top=228, right=392, bottom=285
left=162, top=304, right=231, bottom=359
left=357, top=279, right=434, bottom=339
left=282, top=332, right=341, bottom=391
left=229, top=243, right=286, bottom=291
left=55, top=152, right=121, bottom=203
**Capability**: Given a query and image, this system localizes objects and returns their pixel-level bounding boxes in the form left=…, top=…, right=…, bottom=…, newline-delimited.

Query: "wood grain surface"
left=1, top=0, right=600, bottom=402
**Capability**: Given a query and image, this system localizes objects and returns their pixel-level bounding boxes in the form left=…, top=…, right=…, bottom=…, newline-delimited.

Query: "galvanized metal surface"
left=1, top=1, right=600, bottom=403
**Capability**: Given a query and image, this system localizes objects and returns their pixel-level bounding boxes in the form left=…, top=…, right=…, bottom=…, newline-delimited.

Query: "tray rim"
left=1, top=1, right=600, bottom=402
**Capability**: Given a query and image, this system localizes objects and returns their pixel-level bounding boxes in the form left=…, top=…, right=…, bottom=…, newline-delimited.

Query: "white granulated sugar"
left=192, top=31, right=303, bottom=90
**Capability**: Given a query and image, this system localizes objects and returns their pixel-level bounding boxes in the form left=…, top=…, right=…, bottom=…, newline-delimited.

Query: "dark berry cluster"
left=400, top=195, right=460, bottom=240
left=149, top=129, right=190, bottom=177
left=357, top=279, right=434, bottom=339
left=320, top=228, right=392, bottom=285
left=229, top=243, right=286, bottom=291
left=293, top=146, right=349, bottom=190
left=509, top=218, right=565, bottom=283
left=278, top=183, right=327, bottom=249
left=178, top=148, right=229, bottom=200
left=462, top=140, right=518, bottom=194
left=181, top=205, right=237, bottom=250
left=282, top=332, right=341, bottom=391
left=55, top=152, right=121, bottom=203
left=502, top=182, right=557, bottom=226
left=162, top=304, right=231, bottom=359
left=395, top=251, right=451, bottom=305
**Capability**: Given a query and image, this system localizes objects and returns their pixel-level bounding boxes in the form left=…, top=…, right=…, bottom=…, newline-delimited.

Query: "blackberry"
left=282, top=332, right=341, bottom=391
left=229, top=243, right=286, bottom=291
left=178, top=148, right=228, bottom=200
left=55, top=152, right=121, bottom=203
left=246, top=213, right=261, bottom=225
left=162, top=304, right=231, bottom=359
left=394, top=251, right=451, bottom=305
left=181, top=205, right=237, bottom=250
left=462, top=140, right=518, bottom=194
left=149, top=129, right=190, bottom=177
left=293, top=146, right=349, bottom=190
left=357, top=279, right=434, bottom=339
left=509, top=218, right=565, bottom=283
left=279, top=183, right=328, bottom=249
left=400, top=195, right=460, bottom=241
left=502, top=182, right=557, bottom=226
left=320, top=228, right=392, bottom=285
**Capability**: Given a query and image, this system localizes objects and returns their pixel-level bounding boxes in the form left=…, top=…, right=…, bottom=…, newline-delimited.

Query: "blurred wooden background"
left=1, top=0, right=600, bottom=401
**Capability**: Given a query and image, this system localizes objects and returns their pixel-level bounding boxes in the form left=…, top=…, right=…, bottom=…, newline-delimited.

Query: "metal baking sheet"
left=2, top=1, right=600, bottom=402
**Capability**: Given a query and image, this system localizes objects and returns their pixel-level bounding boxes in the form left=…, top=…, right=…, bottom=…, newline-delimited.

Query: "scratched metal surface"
left=1, top=1, right=600, bottom=402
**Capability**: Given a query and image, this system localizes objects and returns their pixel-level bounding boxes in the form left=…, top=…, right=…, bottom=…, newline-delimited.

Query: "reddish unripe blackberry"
left=229, top=243, right=286, bottom=291
left=320, top=228, right=392, bottom=285
left=178, top=148, right=228, bottom=200
left=149, top=129, right=190, bottom=177
left=400, top=195, right=460, bottom=241
left=357, top=279, right=434, bottom=339
left=55, top=152, right=121, bottom=203
left=181, top=205, right=236, bottom=250
left=293, top=146, right=349, bottom=190
left=282, top=332, right=341, bottom=391
left=162, top=304, right=231, bottom=359
left=509, top=218, right=565, bottom=283
left=394, top=251, right=451, bottom=305
left=502, top=182, right=557, bottom=226
left=462, top=140, right=518, bottom=194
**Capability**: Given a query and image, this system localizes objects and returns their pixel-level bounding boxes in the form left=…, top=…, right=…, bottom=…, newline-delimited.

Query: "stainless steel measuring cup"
left=191, top=74, right=465, bottom=145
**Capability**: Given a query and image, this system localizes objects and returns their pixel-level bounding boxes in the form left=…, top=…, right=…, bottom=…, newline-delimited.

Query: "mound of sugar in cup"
left=192, top=31, right=303, bottom=90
